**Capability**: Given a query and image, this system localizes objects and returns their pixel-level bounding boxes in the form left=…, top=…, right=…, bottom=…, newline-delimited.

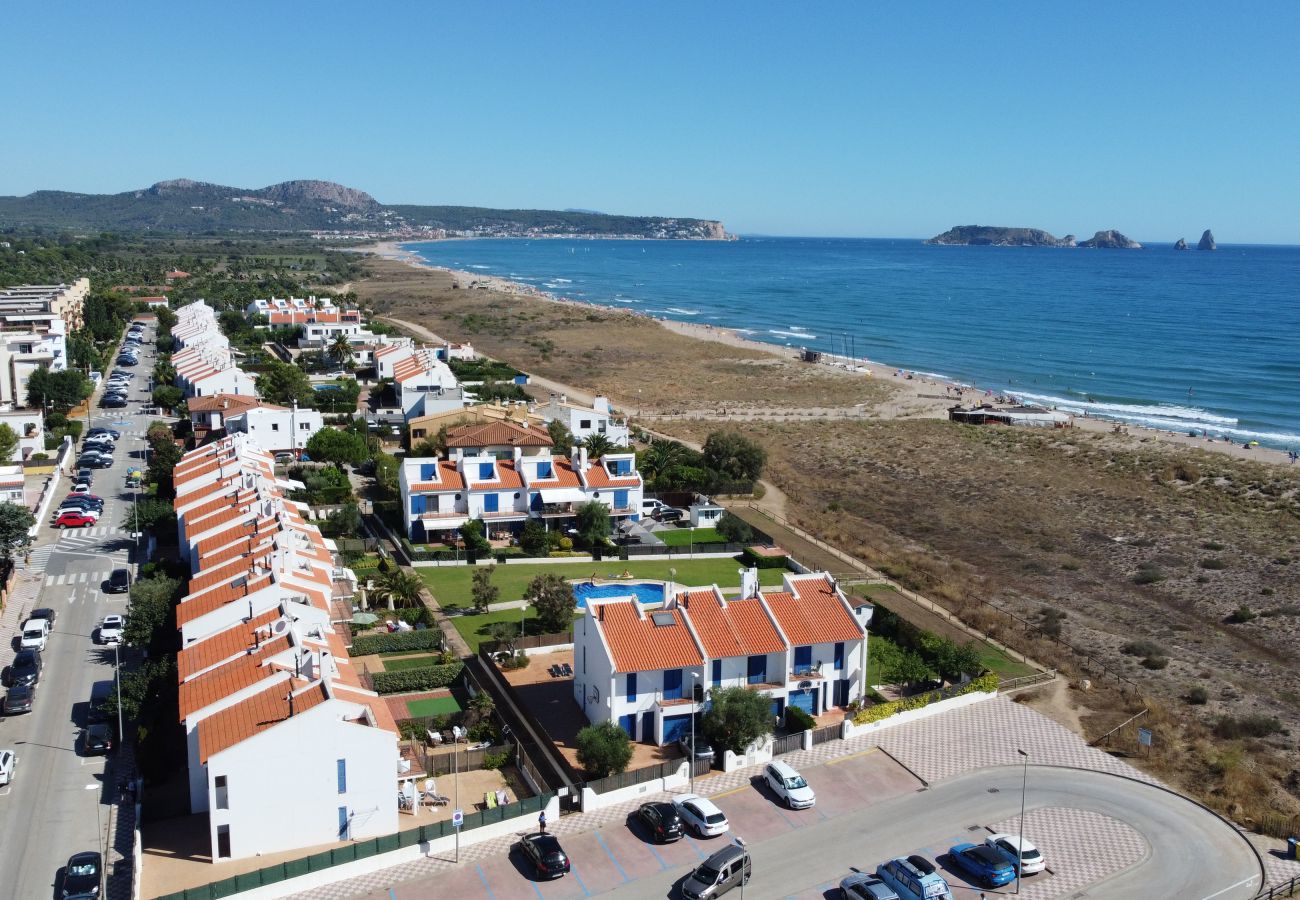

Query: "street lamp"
left=688, top=669, right=701, bottom=793
left=84, top=783, right=105, bottom=894
left=733, top=836, right=748, bottom=899
left=519, top=600, right=528, bottom=648
left=115, top=641, right=124, bottom=751
left=1016, top=747, right=1028, bottom=894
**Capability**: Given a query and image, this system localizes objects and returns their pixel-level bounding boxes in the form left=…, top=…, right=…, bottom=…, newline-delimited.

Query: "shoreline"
left=358, top=241, right=1295, bottom=466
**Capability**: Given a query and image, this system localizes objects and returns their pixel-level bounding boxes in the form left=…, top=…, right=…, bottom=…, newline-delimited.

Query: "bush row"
left=371, top=662, right=465, bottom=695
left=851, top=673, right=999, bottom=726
left=352, top=629, right=444, bottom=656
left=741, top=547, right=789, bottom=569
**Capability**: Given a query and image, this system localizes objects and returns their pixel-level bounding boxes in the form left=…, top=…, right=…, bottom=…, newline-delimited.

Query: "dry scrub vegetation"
left=356, top=254, right=1300, bottom=833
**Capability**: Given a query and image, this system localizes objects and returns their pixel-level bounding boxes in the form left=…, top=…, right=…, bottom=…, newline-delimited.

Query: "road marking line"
left=474, top=864, right=496, bottom=900
left=1199, top=876, right=1262, bottom=900
left=646, top=840, right=669, bottom=870
left=710, top=784, right=751, bottom=799
left=594, top=831, right=630, bottom=882
left=569, top=864, right=591, bottom=896
left=826, top=747, right=878, bottom=766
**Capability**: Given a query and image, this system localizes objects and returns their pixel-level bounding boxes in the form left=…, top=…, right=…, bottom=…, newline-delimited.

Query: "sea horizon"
left=403, top=236, right=1300, bottom=451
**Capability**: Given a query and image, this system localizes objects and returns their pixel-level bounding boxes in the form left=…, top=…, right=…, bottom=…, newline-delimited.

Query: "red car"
left=54, top=511, right=97, bottom=528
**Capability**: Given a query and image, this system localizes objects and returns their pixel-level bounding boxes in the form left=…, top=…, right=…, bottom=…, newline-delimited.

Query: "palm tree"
left=583, top=432, right=615, bottom=461
left=329, top=333, right=355, bottom=371
left=638, top=440, right=687, bottom=480
left=373, top=569, right=426, bottom=610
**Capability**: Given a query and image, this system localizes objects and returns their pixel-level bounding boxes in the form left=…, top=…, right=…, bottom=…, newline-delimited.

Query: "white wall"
left=572, top=614, right=615, bottom=729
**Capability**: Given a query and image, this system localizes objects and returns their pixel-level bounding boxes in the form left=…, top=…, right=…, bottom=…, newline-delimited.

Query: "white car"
left=99, top=615, right=125, bottom=645
left=0, top=749, right=15, bottom=785
left=19, top=619, right=49, bottom=651
left=673, top=793, right=729, bottom=837
left=763, top=760, right=816, bottom=809
left=69, top=483, right=93, bottom=494
left=985, top=833, right=1045, bottom=875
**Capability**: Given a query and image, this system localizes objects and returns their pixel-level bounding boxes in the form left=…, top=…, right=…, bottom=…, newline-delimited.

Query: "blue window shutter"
left=336, top=759, right=346, bottom=794
left=663, top=668, right=683, bottom=700
left=420, top=463, right=436, bottom=479
left=479, top=462, right=494, bottom=479
left=795, top=646, right=813, bottom=669
left=712, top=658, right=722, bottom=687
left=538, top=461, right=552, bottom=478
left=338, top=806, right=349, bottom=839
left=614, top=490, right=628, bottom=509
left=410, top=496, right=425, bottom=515
left=747, top=655, right=766, bottom=685
left=484, top=493, right=499, bottom=513
left=834, top=642, right=845, bottom=671
left=626, top=672, right=637, bottom=702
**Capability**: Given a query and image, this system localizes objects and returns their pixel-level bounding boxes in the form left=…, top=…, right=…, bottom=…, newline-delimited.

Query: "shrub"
left=1038, top=607, right=1067, bottom=639
left=1201, top=541, right=1225, bottom=551
left=852, top=673, right=998, bottom=726
left=784, top=705, right=815, bottom=733
left=1140, top=655, right=1168, bottom=670
left=741, top=547, right=788, bottom=569
left=1199, top=557, right=1227, bottom=570
left=369, top=663, right=464, bottom=694
left=1226, top=605, right=1257, bottom=624
left=1186, top=686, right=1209, bottom=705
left=500, top=652, right=531, bottom=670
left=351, top=629, right=445, bottom=656
left=1212, top=714, right=1284, bottom=739
left=1121, top=640, right=1166, bottom=658
left=576, top=721, right=633, bottom=778
left=482, top=749, right=512, bottom=770
left=1133, top=566, right=1166, bottom=585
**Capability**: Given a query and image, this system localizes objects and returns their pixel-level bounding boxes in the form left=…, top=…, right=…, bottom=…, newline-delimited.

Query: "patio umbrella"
left=351, top=612, right=380, bottom=625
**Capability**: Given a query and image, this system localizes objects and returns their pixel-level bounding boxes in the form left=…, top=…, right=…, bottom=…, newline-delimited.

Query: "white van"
left=20, top=619, right=49, bottom=651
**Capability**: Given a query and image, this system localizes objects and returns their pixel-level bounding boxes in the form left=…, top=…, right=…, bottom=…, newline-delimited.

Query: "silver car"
left=682, top=845, right=750, bottom=899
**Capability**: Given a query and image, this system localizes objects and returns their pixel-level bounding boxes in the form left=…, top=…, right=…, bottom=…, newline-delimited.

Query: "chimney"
left=578, top=446, right=588, bottom=471
left=513, top=446, right=522, bottom=464
left=287, top=691, right=295, bottom=717
left=570, top=445, right=579, bottom=470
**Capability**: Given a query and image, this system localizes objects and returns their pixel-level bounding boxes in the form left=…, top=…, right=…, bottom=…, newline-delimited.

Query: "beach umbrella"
left=351, top=612, right=380, bottom=625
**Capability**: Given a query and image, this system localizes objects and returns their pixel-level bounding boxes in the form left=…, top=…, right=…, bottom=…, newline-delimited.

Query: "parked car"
left=61, top=850, right=102, bottom=897
left=274, top=452, right=295, bottom=464
left=515, top=832, right=569, bottom=879
left=98, top=615, right=125, bottom=645
left=100, top=396, right=128, bottom=408
left=906, top=855, right=937, bottom=876
left=54, top=507, right=99, bottom=523
left=68, top=483, right=94, bottom=495
left=83, top=438, right=115, bottom=450
left=30, top=607, right=57, bottom=629
left=641, top=498, right=667, bottom=515
left=64, top=492, right=104, bottom=505
left=7, top=648, right=42, bottom=687
left=763, top=760, right=816, bottom=809
left=107, top=569, right=131, bottom=593
left=673, top=793, right=729, bottom=837
left=985, top=834, right=1045, bottom=876
left=635, top=801, right=683, bottom=842
left=679, top=731, right=715, bottom=762
left=55, top=511, right=98, bottom=528
left=82, top=723, right=113, bottom=755
left=948, top=843, right=1015, bottom=888
left=58, top=501, right=104, bottom=516
left=0, top=748, right=15, bottom=785
left=876, top=857, right=953, bottom=900
left=654, top=507, right=686, bottom=523
left=841, top=874, right=900, bottom=900
left=76, top=468, right=94, bottom=485
left=681, top=844, right=751, bottom=899
left=19, top=619, right=50, bottom=651
left=3, top=683, right=35, bottom=715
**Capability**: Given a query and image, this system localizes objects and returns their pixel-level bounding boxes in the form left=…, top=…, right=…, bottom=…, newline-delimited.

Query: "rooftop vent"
left=651, top=612, right=676, bottom=627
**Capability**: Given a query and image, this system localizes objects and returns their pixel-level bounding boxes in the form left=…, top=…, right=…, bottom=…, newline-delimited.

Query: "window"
left=337, top=806, right=350, bottom=840
left=271, top=423, right=280, bottom=432
left=626, top=672, right=637, bottom=702
left=214, top=775, right=229, bottom=810
left=336, top=758, right=347, bottom=793
left=712, top=658, right=722, bottom=687
left=663, top=668, right=683, bottom=700
left=582, top=646, right=586, bottom=674
left=794, top=646, right=813, bottom=670
left=484, top=493, right=499, bottom=513
left=479, top=462, right=494, bottom=479
left=747, top=655, right=766, bottom=685
left=537, top=461, right=552, bottom=478
left=410, top=495, right=426, bottom=515
left=217, top=825, right=231, bottom=859
left=579, top=419, right=591, bottom=429
left=834, top=642, right=845, bottom=671
left=420, top=463, right=437, bottom=480
left=300, top=422, right=310, bottom=430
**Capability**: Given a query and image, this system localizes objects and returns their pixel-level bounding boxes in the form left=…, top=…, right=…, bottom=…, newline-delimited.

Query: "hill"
left=925, top=225, right=1076, bottom=247
left=0, top=179, right=731, bottom=239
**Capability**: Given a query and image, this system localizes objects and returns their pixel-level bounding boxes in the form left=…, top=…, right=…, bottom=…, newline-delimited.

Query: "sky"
left=4, top=2, right=1299, bottom=242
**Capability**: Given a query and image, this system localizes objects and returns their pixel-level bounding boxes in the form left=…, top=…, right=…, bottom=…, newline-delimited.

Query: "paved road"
left=0, top=323, right=156, bottom=899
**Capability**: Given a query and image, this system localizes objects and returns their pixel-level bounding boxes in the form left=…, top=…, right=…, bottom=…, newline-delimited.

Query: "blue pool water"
left=573, top=581, right=665, bottom=607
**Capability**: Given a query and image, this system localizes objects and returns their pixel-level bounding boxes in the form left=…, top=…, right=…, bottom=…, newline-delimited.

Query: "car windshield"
left=694, top=864, right=721, bottom=883
left=784, top=775, right=808, bottom=789
left=704, top=812, right=726, bottom=824
left=69, top=861, right=97, bottom=875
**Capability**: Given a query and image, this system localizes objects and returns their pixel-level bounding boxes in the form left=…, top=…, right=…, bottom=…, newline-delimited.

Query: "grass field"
left=381, top=654, right=439, bottom=671
left=405, top=695, right=462, bottom=717
left=655, top=527, right=722, bottom=547
left=420, top=557, right=787, bottom=608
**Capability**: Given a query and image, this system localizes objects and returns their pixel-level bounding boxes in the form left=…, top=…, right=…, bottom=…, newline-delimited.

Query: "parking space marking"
left=682, top=834, right=708, bottom=860
left=568, top=866, right=590, bottom=897
left=474, top=864, right=497, bottom=900
left=826, top=746, right=879, bottom=766
left=0, top=785, right=10, bottom=797
left=593, top=832, right=629, bottom=883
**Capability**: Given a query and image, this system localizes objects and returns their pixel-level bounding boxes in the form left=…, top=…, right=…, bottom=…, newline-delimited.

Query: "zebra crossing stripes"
left=44, top=571, right=117, bottom=587
left=56, top=525, right=123, bottom=539
left=27, top=544, right=56, bottom=570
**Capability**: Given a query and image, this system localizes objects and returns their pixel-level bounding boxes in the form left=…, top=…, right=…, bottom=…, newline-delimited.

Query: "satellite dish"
left=271, top=619, right=289, bottom=635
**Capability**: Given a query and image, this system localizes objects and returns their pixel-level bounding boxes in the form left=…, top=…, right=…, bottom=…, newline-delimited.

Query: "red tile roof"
left=527, top=457, right=581, bottom=488
left=446, top=421, right=552, bottom=449
left=680, top=591, right=786, bottom=659
left=762, top=576, right=863, bottom=646
left=408, top=460, right=465, bottom=492
left=198, top=680, right=329, bottom=763
left=583, top=460, right=641, bottom=489
left=594, top=600, right=703, bottom=673
left=179, top=635, right=291, bottom=718
left=187, top=394, right=281, bottom=414
left=179, top=610, right=282, bottom=680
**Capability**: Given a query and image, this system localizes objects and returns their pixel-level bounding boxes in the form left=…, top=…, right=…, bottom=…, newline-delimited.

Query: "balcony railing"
left=481, top=509, right=527, bottom=520
left=417, top=510, right=467, bottom=521
left=790, top=665, right=824, bottom=680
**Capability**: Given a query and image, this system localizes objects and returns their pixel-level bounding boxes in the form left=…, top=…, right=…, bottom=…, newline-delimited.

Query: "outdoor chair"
left=548, top=665, right=560, bottom=677
left=495, top=789, right=510, bottom=806
left=451, top=725, right=464, bottom=742
left=560, top=663, right=573, bottom=677
left=484, top=791, right=498, bottom=810
left=427, top=729, right=444, bottom=746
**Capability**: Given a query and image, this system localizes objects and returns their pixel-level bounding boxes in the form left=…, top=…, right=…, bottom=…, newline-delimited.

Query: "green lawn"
left=656, top=527, right=722, bottom=547
left=381, top=654, right=439, bottom=671
left=405, top=695, right=462, bottom=717
left=420, top=557, right=787, bottom=608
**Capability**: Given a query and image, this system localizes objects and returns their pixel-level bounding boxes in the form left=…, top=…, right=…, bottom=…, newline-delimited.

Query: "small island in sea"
left=926, top=224, right=1142, bottom=248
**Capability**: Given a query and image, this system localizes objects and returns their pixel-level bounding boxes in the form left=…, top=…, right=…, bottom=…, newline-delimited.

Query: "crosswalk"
left=27, top=544, right=56, bottom=570
left=44, top=570, right=119, bottom=587
left=56, top=525, right=125, bottom=539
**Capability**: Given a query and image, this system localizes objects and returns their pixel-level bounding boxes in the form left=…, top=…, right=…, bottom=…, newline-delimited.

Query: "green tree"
left=701, top=686, right=773, bottom=754
left=0, top=502, right=35, bottom=559
left=0, top=423, right=18, bottom=463
left=525, top=572, right=576, bottom=634
left=489, top=620, right=519, bottom=653
left=328, top=501, right=361, bottom=535
left=885, top=650, right=933, bottom=688
left=702, top=431, right=767, bottom=483
left=637, top=440, right=690, bottom=481
left=152, top=384, right=184, bottom=412
left=124, top=574, right=182, bottom=653
left=715, top=511, right=754, bottom=544
left=122, top=497, right=176, bottom=533
left=459, top=519, right=491, bottom=562
left=305, top=428, right=369, bottom=465
left=255, top=359, right=315, bottom=407
left=329, top=333, right=355, bottom=369
left=147, top=436, right=183, bottom=498
left=373, top=568, right=426, bottom=610
left=574, top=501, right=611, bottom=553
left=26, top=367, right=92, bottom=415
left=582, top=432, right=615, bottom=459
left=575, top=721, right=634, bottom=778
left=374, top=452, right=400, bottom=499
left=471, top=564, right=500, bottom=613
left=546, top=418, right=574, bottom=450
left=313, top=378, right=361, bottom=414
left=520, top=519, right=548, bottom=556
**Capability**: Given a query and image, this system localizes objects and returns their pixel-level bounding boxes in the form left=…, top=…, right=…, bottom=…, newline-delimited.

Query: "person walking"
left=538, top=810, right=547, bottom=834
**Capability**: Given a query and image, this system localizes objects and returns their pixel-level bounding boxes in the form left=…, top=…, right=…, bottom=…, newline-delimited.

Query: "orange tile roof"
left=187, top=394, right=279, bottom=414
left=179, top=635, right=291, bottom=718
left=198, top=680, right=329, bottom=763
left=408, top=460, right=465, bottom=492
left=488, top=460, right=523, bottom=489
left=528, top=457, right=581, bottom=488
left=762, top=576, right=863, bottom=646
left=583, top=460, right=641, bottom=489
left=175, top=572, right=275, bottom=627
left=179, top=610, right=281, bottom=680
left=333, top=685, right=399, bottom=735
left=680, top=591, right=786, bottom=659
left=446, top=421, right=552, bottom=448
left=594, top=600, right=703, bottom=673
left=185, top=504, right=256, bottom=538
left=188, top=555, right=260, bottom=594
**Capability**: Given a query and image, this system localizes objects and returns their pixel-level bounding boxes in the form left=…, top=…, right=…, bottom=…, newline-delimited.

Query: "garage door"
left=662, top=714, right=693, bottom=744
left=618, top=714, right=635, bottom=738
left=788, top=688, right=816, bottom=715
left=769, top=699, right=784, bottom=721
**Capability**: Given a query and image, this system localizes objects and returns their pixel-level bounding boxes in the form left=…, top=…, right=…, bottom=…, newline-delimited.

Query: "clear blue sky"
left=5, top=2, right=1298, bottom=242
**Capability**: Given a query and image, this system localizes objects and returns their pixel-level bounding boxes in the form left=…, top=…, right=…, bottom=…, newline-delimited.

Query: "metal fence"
left=584, top=759, right=686, bottom=795
left=420, top=743, right=512, bottom=777
left=156, top=793, right=554, bottom=900
left=621, top=542, right=749, bottom=558
left=1255, top=875, right=1300, bottom=899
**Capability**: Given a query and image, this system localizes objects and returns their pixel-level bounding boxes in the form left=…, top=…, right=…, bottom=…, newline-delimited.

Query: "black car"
left=76, top=468, right=94, bottom=485
left=679, top=732, right=715, bottom=761
left=516, top=833, right=570, bottom=879
left=4, top=682, right=35, bottom=715
left=30, top=607, right=57, bottom=629
left=83, top=723, right=113, bottom=755
left=907, top=854, right=937, bottom=876
left=77, top=455, right=112, bottom=469
left=7, top=648, right=41, bottom=687
left=101, top=397, right=128, bottom=408
left=62, top=850, right=102, bottom=897
left=636, top=801, right=684, bottom=842
left=60, top=498, right=104, bottom=512
left=107, top=569, right=130, bottom=593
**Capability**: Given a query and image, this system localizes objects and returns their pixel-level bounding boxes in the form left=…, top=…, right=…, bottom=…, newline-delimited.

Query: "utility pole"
left=1016, top=748, right=1028, bottom=894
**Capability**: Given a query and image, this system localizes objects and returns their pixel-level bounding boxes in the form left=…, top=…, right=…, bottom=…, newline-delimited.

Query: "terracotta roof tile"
left=680, top=591, right=786, bottom=659
left=178, top=636, right=291, bottom=718
left=198, top=680, right=329, bottom=763
left=175, top=572, right=274, bottom=627
left=179, top=610, right=282, bottom=680
left=594, top=600, right=703, bottom=673
left=408, top=460, right=465, bottom=493
left=526, top=457, right=581, bottom=488
left=762, top=576, right=863, bottom=646
left=446, top=421, right=552, bottom=449
left=583, top=459, right=642, bottom=489
left=332, top=685, right=400, bottom=736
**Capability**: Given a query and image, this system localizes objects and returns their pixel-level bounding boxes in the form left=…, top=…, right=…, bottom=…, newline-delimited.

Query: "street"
left=0, top=321, right=156, bottom=900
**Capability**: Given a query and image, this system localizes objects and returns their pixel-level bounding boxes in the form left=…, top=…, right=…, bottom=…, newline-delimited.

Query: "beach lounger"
left=496, top=789, right=509, bottom=806
left=561, top=663, right=573, bottom=677
left=485, top=791, right=498, bottom=810
left=548, top=665, right=560, bottom=677
left=427, top=729, right=443, bottom=746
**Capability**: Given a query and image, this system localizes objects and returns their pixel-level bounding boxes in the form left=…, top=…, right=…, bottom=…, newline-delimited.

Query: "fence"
left=156, top=793, right=553, bottom=900
left=480, top=630, right=573, bottom=656
left=1255, top=875, right=1300, bottom=900
left=996, top=670, right=1058, bottom=693
left=621, top=542, right=750, bottom=558
left=1254, top=812, right=1300, bottom=841
left=419, top=743, right=511, bottom=777
left=584, top=759, right=685, bottom=795
left=810, top=724, right=840, bottom=746
left=771, top=732, right=803, bottom=756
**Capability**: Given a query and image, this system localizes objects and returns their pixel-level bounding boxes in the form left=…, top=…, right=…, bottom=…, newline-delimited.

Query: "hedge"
left=741, top=547, right=789, bottom=569
left=370, top=663, right=464, bottom=694
left=784, top=705, right=816, bottom=732
left=852, top=673, right=999, bottom=726
left=351, top=629, right=444, bottom=656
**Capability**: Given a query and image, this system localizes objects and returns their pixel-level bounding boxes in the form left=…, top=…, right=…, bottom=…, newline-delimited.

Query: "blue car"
left=948, top=843, right=1015, bottom=888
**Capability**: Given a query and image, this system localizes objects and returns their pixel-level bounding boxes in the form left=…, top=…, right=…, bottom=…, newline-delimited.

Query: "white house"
left=539, top=394, right=630, bottom=447
left=0, top=407, right=44, bottom=461
left=573, top=571, right=869, bottom=744
left=0, top=465, right=25, bottom=505
left=223, top=403, right=324, bottom=454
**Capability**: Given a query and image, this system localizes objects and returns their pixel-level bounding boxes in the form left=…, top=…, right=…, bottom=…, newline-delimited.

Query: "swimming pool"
left=572, top=581, right=665, bottom=607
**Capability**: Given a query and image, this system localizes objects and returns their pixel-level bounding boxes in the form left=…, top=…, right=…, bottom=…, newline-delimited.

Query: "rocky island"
left=927, top=224, right=1143, bottom=249
left=1175, top=237, right=1189, bottom=250
left=1077, top=229, right=1142, bottom=249
left=1199, top=229, right=1217, bottom=251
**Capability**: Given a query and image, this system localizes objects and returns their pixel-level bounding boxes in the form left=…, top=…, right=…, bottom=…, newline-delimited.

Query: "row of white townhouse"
left=172, top=301, right=257, bottom=397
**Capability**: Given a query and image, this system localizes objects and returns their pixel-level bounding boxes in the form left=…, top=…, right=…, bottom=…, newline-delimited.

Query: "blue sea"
left=404, top=237, right=1300, bottom=450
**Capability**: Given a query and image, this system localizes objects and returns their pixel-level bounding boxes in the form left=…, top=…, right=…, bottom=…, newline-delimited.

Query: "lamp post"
left=115, top=641, right=124, bottom=750
left=734, top=836, right=748, bottom=900
left=688, top=669, right=701, bottom=793
left=1016, top=747, right=1028, bottom=894
left=84, top=783, right=105, bottom=894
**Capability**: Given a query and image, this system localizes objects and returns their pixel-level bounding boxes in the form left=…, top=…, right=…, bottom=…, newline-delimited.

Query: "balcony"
left=538, top=503, right=578, bottom=518
left=417, top=510, right=468, bottom=522
left=789, top=665, right=825, bottom=682
left=481, top=509, right=527, bottom=520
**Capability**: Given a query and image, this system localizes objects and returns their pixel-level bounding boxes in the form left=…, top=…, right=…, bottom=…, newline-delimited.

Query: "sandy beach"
left=359, top=240, right=1294, bottom=467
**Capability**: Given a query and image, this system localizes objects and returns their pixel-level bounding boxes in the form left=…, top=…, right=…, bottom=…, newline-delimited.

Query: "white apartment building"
left=0, top=407, right=45, bottom=462
left=539, top=394, right=630, bottom=446
left=223, top=403, right=324, bottom=454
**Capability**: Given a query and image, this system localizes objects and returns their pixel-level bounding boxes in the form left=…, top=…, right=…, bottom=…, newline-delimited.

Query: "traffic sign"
left=452, top=809, right=463, bottom=828
left=1137, top=727, right=1152, bottom=747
